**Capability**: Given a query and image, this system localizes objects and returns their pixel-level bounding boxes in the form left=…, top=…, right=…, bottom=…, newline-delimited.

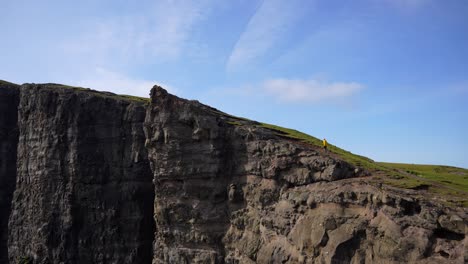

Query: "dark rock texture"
left=0, top=82, right=20, bottom=264
left=7, top=84, right=154, bottom=264
left=0, top=82, right=466, bottom=264
left=144, top=86, right=467, bottom=264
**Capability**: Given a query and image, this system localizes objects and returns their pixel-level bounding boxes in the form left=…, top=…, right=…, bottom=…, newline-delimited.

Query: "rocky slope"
left=0, top=82, right=466, bottom=264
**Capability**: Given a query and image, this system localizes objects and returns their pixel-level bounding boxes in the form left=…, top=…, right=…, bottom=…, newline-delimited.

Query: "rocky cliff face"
left=0, top=82, right=20, bottom=264
left=5, top=84, right=154, bottom=264
left=0, top=82, right=466, bottom=264
left=144, top=86, right=467, bottom=264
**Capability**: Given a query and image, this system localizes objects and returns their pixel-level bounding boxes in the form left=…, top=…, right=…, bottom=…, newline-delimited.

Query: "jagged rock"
left=0, top=82, right=466, bottom=264
left=6, top=84, right=154, bottom=264
left=144, top=86, right=467, bottom=264
left=438, top=214, right=465, bottom=235
left=0, top=82, right=20, bottom=264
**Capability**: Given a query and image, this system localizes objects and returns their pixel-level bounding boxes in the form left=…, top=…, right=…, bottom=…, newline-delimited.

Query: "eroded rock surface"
left=7, top=84, right=154, bottom=264
left=1, top=82, right=466, bottom=264
left=144, top=86, right=467, bottom=264
left=0, top=82, right=20, bottom=264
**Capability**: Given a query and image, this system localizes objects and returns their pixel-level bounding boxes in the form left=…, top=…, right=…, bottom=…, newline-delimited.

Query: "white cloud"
left=70, top=68, right=177, bottom=98
left=63, top=0, right=212, bottom=64
left=263, top=78, right=364, bottom=103
left=226, top=0, right=308, bottom=71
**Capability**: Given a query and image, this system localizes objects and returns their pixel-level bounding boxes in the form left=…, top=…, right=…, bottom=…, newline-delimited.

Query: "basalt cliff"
left=0, top=81, right=466, bottom=264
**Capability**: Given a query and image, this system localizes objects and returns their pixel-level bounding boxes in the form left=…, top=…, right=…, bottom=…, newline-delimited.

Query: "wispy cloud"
left=206, top=77, right=364, bottom=105
left=63, top=0, right=212, bottom=64
left=263, top=78, right=364, bottom=103
left=226, top=0, right=308, bottom=71
left=70, top=68, right=177, bottom=98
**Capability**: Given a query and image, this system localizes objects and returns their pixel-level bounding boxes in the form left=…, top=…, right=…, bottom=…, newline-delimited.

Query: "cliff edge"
left=144, top=86, right=467, bottom=264
left=0, top=81, right=466, bottom=263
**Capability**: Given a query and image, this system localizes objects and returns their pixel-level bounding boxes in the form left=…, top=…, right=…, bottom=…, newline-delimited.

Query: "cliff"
left=2, top=83, right=154, bottom=263
left=0, top=81, right=466, bottom=264
left=0, top=81, right=20, bottom=264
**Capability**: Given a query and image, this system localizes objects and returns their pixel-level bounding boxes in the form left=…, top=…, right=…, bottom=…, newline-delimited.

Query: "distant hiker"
left=323, top=138, right=328, bottom=150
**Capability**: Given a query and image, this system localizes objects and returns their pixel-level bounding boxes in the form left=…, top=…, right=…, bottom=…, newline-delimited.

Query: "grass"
left=259, top=123, right=388, bottom=172
left=6, top=80, right=466, bottom=206
left=227, top=121, right=243, bottom=126
left=0, top=80, right=19, bottom=86
left=40, top=83, right=150, bottom=103
left=118, top=94, right=151, bottom=103
left=252, top=122, right=467, bottom=207
left=1, top=81, right=150, bottom=103
left=190, top=111, right=468, bottom=207
left=378, top=163, right=468, bottom=192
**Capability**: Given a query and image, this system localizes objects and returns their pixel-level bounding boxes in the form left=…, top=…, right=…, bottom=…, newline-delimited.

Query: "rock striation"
left=0, top=81, right=466, bottom=264
left=144, top=86, right=467, bottom=264
left=0, top=82, right=20, bottom=264
left=5, top=84, right=154, bottom=264
left=144, top=86, right=358, bottom=263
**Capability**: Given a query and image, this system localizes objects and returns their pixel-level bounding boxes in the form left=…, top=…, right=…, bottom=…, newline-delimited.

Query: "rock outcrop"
left=0, top=81, right=20, bottom=264
left=144, top=86, right=467, bottom=264
left=6, top=84, right=154, bottom=264
left=0, top=82, right=466, bottom=264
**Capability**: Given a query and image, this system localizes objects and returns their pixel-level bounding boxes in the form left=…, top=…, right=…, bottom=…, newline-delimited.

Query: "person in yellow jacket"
left=322, top=138, right=328, bottom=150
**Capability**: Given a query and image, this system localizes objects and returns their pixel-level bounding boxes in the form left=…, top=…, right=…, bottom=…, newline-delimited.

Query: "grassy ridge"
left=44, top=84, right=151, bottom=103
left=0, top=80, right=19, bottom=86
left=256, top=122, right=467, bottom=207
left=2, top=82, right=151, bottom=103
left=259, top=123, right=388, bottom=171
left=378, top=162, right=468, bottom=192
left=379, top=163, right=468, bottom=207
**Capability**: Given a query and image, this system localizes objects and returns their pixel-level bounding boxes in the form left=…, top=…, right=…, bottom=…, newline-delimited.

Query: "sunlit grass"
left=254, top=122, right=467, bottom=207
left=259, top=122, right=388, bottom=172
left=0, top=80, right=19, bottom=86
left=378, top=162, right=468, bottom=192
left=23, top=83, right=150, bottom=103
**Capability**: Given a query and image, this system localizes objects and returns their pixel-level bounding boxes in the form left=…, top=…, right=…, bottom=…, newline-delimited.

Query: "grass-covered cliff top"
left=42, top=83, right=151, bottom=103
left=380, top=163, right=467, bottom=207
left=1, top=80, right=150, bottom=103
left=230, top=119, right=467, bottom=207
left=0, top=80, right=20, bottom=86
left=3, top=80, right=466, bottom=206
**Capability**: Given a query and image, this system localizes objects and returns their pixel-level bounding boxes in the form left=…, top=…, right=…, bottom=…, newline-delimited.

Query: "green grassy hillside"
left=257, top=122, right=468, bottom=207
left=378, top=163, right=468, bottom=192
left=259, top=123, right=385, bottom=171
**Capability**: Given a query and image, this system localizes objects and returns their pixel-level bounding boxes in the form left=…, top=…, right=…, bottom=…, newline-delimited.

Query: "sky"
left=1, top=0, right=467, bottom=168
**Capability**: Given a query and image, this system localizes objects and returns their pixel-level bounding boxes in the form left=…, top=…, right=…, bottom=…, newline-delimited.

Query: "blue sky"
left=1, top=0, right=467, bottom=168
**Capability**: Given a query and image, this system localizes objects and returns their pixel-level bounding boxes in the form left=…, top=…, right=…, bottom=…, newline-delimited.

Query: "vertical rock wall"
left=144, top=86, right=359, bottom=263
left=145, top=87, right=246, bottom=263
left=144, top=86, right=467, bottom=264
left=0, top=82, right=465, bottom=264
left=7, top=84, right=154, bottom=264
left=0, top=82, right=20, bottom=264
